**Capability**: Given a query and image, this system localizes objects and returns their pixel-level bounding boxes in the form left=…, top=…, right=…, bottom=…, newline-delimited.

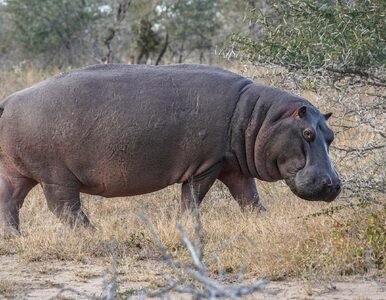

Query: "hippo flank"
left=0, top=64, right=341, bottom=234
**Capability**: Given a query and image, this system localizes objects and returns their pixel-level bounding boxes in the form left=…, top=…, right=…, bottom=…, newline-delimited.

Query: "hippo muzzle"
left=285, top=166, right=341, bottom=202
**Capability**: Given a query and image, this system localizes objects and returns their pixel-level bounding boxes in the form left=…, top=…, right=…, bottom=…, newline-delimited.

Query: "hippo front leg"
left=41, top=182, right=94, bottom=230
left=218, top=170, right=266, bottom=211
left=181, top=163, right=222, bottom=211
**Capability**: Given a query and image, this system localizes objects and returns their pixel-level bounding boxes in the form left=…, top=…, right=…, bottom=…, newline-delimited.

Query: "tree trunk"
left=155, top=32, right=169, bottom=65
left=178, top=41, right=185, bottom=63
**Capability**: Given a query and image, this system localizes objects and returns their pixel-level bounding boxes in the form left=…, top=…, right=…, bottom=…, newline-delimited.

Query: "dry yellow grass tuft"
left=0, top=63, right=59, bottom=100
left=0, top=279, right=18, bottom=297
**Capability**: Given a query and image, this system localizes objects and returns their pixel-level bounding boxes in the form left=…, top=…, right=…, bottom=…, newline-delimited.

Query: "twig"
left=141, top=209, right=268, bottom=299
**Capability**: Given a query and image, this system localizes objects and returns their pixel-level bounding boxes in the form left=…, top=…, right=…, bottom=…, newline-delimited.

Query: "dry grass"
left=0, top=181, right=384, bottom=280
left=0, top=63, right=56, bottom=100
left=0, top=279, right=23, bottom=298
left=75, top=270, right=99, bottom=282
left=0, top=64, right=385, bottom=285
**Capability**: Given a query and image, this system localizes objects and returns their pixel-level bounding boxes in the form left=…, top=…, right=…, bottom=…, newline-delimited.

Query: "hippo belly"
left=74, top=129, right=223, bottom=197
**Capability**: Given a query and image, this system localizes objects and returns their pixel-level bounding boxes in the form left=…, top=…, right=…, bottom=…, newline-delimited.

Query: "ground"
left=0, top=254, right=385, bottom=299
left=0, top=183, right=385, bottom=299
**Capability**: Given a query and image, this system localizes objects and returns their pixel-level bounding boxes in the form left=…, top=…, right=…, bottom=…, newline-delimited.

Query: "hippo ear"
left=324, top=112, right=332, bottom=120
left=293, top=106, right=307, bottom=119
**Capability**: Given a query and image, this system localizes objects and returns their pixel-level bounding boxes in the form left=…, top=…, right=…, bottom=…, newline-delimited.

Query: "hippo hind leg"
left=0, top=175, right=37, bottom=236
left=41, top=182, right=94, bottom=230
left=218, top=170, right=266, bottom=212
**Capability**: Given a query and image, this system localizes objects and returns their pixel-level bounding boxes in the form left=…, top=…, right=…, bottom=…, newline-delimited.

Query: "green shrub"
left=232, top=0, right=386, bottom=76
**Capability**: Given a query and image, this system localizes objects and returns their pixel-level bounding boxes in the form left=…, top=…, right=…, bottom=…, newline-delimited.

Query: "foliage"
left=127, top=0, right=225, bottom=64
left=132, top=18, right=162, bottom=62
left=6, top=0, right=104, bottom=65
left=2, top=0, right=241, bottom=66
left=232, top=0, right=386, bottom=78
left=165, top=0, right=222, bottom=63
left=330, top=203, right=386, bottom=273
left=302, top=200, right=371, bottom=220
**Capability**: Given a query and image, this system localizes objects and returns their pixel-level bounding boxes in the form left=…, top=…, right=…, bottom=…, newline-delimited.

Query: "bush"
left=6, top=0, right=104, bottom=66
left=232, top=0, right=386, bottom=77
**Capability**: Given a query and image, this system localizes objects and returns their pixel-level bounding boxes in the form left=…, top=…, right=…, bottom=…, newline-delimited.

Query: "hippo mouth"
left=284, top=170, right=341, bottom=202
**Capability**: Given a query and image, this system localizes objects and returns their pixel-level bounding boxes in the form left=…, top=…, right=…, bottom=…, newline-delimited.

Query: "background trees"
left=0, top=0, right=243, bottom=66
left=2, top=0, right=384, bottom=71
left=231, top=0, right=386, bottom=81
left=5, top=0, right=104, bottom=66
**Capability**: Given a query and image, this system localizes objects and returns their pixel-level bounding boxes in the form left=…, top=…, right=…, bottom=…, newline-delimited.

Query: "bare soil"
left=0, top=255, right=385, bottom=299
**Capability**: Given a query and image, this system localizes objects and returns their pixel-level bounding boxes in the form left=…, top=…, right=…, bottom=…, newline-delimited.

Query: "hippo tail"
left=0, top=106, right=3, bottom=118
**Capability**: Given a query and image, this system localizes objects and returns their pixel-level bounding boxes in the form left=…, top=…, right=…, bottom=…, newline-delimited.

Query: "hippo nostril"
left=321, top=176, right=332, bottom=187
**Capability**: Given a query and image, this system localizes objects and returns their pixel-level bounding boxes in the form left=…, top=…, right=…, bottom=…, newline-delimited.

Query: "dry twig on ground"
left=141, top=208, right=268, bottom=299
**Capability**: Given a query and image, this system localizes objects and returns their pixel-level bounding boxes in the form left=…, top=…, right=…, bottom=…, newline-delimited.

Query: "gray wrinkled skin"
left=0, top=64, right=340, bottom=235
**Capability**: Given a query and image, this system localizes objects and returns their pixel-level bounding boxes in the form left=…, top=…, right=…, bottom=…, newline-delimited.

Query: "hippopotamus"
left=0, top=64, right=341, bottom=235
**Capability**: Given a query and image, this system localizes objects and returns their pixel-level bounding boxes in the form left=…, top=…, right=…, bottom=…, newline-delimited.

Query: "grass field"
left=0, top=63, right=385, bottom=298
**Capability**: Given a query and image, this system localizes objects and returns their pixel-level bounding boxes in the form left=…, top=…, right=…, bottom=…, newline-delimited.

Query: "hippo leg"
left=181, top=163, right=222, bottom=211
left=0, top=176, right=37, bottom=236
left=218, top=171, right=266, bottom=211
left=41, top=182, right=94, bottom=229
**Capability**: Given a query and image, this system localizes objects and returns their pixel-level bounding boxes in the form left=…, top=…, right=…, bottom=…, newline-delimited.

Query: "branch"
left=102, top=0, right=132, bottom=63
left=155, top=32, right=169, bottom=65
left=142, top=209, right=268, bottom=299
left=332, top=142, right=386, bottom=153
left=325, top=66, right=386, bottom=84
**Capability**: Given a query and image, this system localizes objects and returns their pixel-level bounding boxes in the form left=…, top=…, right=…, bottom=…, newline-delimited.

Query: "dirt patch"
left=0, top=255, right=105, bottom=299
left=0, top=255, right=384, bottom=299
left=257, top=278, right=386, bottom=300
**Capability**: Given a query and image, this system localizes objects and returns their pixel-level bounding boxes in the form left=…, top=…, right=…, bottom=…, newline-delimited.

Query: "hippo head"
left=261, top=104, right=341, bottom=202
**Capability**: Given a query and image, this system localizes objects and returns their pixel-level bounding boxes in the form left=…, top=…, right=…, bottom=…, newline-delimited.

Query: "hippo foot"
left=239, top=201, right=267, bottom=213
left=252, top=202, right=267, bottom=213
left=0, top=226, right=21, bottom=239
left=58, top=212, right=96, bottom=232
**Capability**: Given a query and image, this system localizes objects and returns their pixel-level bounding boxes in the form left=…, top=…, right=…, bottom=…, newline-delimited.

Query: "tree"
left=2, top=0, right=251, bottom=66
left=101, top=0, right=132, bottom=64
left=165, top=0, right=222, bottom=63
left=6, top=0, right=103, bottom=65
left=232, top=0, right=386, bottom=82
left=124, top=0, right=224, bottom=64
left=0, top=2, right=24, bottom=70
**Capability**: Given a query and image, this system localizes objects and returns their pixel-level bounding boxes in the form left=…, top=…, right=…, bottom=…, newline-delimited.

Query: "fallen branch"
left=141, top=209, right=268, bottom=299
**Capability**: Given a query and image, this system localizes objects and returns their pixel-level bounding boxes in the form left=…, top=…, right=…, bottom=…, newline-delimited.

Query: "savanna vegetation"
left=0, top=0, right=385, bottom=298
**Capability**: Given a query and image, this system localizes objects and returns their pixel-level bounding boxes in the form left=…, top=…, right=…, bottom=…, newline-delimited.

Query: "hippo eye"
left=303, top=128, right=315, bottom=142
